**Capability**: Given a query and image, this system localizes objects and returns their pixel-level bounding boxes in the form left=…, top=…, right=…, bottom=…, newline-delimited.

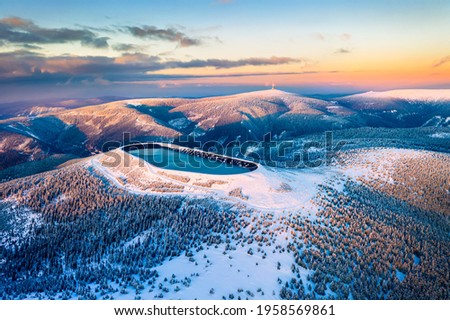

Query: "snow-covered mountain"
left=1, top=145, right=448, bottom=300
left=336, top=89, right=450, bottom=128
left=345, top=89, right=450, bottom=102
left=1, top=88, right=449, bottom=175
left=338, top=89, right=450, bottom=111
left=0, top=89, right=356, bottom=172
left=1, top=88, right=449, bottom=300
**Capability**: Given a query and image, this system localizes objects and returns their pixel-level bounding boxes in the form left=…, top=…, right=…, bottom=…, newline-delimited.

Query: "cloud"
left=165, top=56, right=303, bottom=69
left=112, top=43, right=141, bottom=51
left=20, top=43, right=43, bottom=50
left=334, top=48, right=351, bottom=54
left=117, top=71, right=332, bottom=83
left=0, top=16, right=109, bottom=48
left=126, top=25, right=201, bottom=47
left=113, top=53, right=161, bottom=66
left=433, top=55, right=450, bottom=68
left=0, top=51, right=303, bottom=84
left=1, top=16, right=32, bottom=27
left=0, top=16, right=216, bottom=50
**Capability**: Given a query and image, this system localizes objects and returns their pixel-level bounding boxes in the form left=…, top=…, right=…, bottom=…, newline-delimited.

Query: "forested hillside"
left=1, top=147, right=448, bottom=300
left=1, top=165, right=236, bottom=299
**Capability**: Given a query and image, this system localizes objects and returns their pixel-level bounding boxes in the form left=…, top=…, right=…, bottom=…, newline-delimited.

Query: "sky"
left=0, top=0, right=449, bottom=102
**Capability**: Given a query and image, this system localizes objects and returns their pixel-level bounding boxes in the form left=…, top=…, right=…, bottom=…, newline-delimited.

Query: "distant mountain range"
left=1, top=88, right=449, bottom=174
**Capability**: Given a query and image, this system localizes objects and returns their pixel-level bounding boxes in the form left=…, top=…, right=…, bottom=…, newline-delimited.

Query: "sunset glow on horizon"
left=0, top=0, right=449, bottom=101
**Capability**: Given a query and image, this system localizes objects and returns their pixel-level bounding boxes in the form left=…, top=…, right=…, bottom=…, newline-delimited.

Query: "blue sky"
left=0, top=0, right=449, bottom=101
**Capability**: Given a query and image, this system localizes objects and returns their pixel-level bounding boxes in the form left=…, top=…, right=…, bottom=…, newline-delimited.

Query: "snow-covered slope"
left=0, top=131, right=46, bottom=170
left=172, top=89, right=354, bottom=130
left=347, top=89, right=450, bottom=102
left=338, top=89, right=450, bottom=111
left=1, top=88, right=449, bottom=174
left=336, top=89, right=450, bottom=127
left=1, top=89, right=356, bottom=153
left=94, top=148, right=329, bottom=211
left=56, top=103, right=181, bottom=145
left=1, top=146, right=449, bottom=300
left=86, top=147, right=450, bottom=299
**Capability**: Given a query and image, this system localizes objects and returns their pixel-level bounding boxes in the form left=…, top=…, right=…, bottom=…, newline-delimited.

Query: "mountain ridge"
left=1, top=88, right=449, bottom=174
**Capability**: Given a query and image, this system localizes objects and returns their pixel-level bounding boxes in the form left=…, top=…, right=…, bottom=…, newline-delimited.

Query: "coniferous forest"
left=1, top=154, right=448, bottom=299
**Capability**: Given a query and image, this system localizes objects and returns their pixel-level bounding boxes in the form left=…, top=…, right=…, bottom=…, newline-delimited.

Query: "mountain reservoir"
left=124, top=143, right=258, bottom=175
